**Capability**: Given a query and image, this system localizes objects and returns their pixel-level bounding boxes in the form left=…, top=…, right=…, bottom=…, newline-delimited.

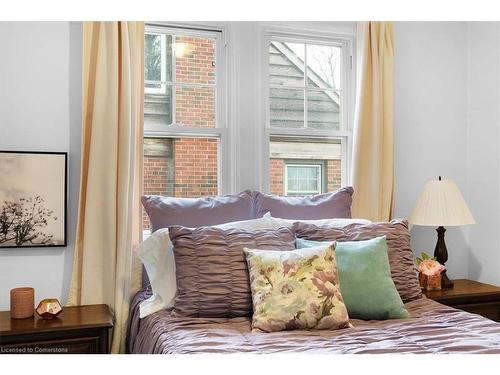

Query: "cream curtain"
left=67, top=21, right=144, bottom=353
left=350, top=22, right=395, bottom=222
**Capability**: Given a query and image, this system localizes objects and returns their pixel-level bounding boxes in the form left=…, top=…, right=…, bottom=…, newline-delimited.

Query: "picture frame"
left=0, top=151, right=67, bottom=248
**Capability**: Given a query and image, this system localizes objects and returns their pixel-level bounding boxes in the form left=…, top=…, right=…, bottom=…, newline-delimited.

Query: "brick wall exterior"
left=173, top=138, right=218, bottom=197
left=326, top=160, right=342, bottom=192
left=175, top=36, right=215, bottom=128
left=269, top=158, right=285, bottom=195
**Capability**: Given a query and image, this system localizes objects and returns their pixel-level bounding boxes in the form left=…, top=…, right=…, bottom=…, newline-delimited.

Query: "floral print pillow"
left=244, top=244, right=352, bottom=333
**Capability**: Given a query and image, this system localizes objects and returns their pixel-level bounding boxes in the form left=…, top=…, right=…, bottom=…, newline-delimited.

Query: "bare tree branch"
left=0, top=196, right=57, bottom=246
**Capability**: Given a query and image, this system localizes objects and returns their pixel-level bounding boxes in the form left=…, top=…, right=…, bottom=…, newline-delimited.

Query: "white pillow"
left=135, top=214, right=289, bottom=318
left=262, top=212, right=372, bottom=228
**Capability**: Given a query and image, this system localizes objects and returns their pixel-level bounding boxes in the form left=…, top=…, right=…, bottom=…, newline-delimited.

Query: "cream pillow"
left=244, top=244, right=352, bottom=332
left=135, top=214, right=289, bottom=318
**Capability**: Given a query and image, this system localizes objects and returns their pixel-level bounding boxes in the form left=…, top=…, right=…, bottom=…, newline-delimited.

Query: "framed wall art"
left=0, top=151, right=67, bottom=248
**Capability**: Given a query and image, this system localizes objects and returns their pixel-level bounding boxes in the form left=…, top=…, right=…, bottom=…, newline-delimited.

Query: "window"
left=143, top=25, right=226, bottom=230
left=269, top=136, right=342, bottom=196
left=285, top=163, right=323, bottom=196
left=266, top=33, right=352, bottom=195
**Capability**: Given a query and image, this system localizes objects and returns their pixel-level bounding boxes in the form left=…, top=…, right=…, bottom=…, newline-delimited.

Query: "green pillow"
left=296, top=236, right=409, bottom=320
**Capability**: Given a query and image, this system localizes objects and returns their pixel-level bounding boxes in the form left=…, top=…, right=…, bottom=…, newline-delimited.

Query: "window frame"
left=284, top=162, right=324, bottom=196
left=262, top=29, right=354, bottom=193
left=143, top=23, right=229, bottom=195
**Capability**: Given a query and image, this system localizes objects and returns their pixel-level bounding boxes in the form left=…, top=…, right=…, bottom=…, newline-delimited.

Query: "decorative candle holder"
left=10, top=287, right=35, bottom=319
left=419, top=272, right=442, bottom=291
left=36, top=298, right=63, bottom=320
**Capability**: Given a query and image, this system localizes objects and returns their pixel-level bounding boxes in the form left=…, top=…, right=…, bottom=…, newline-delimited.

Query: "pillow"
left=135, top=228, right=176, bottom=318
left=135, top=215, right=291, bottom=318
left=142, top=191, right=255, bottom=232
left=296, top=237, right=410, bottom=320
left=244, top=244, right=351, bottom=332
left=263, top=212, right=371, bottom=228
left=168, top=226, right=296, bottom=317
left=294, top=219, right=422, bottom=302
left=252, top=186, right=354, bottom=220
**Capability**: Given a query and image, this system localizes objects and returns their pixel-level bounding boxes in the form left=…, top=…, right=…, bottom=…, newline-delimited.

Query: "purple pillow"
left=168, top=226, right=296, bottom=317
left=252, top=186, right=354, bottom=220
left=142, top=191, right=255, bottom=232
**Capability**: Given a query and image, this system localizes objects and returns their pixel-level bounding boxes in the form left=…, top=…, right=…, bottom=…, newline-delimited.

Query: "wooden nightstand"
left=424, top=279, right=500, bottom=322
left=0, top=304, right=113, bottom=354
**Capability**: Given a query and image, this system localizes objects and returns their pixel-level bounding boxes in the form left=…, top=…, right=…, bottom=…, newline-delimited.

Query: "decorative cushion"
left=168, top=226, right=296, bottom=317
left=296, top=236, right=410, bottom=320
left=142, top=191, right=255, bottom=232
left=293, top=219, right=422, bottom=302
left=135, top=215, right=292, bottom=318
left=252, top=187, right=354, bottom=220
left=244, top=244, right=351, bottom=332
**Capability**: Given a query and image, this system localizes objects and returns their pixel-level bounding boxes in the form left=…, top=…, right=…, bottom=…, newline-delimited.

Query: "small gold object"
left=35, top=298, right=63, bottom=319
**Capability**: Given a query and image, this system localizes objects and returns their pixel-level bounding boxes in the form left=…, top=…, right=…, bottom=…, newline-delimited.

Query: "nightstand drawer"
left=0, top=327, right=109, bottom=354
left=453, top=302, right=500, bottom=322
left=0, top=304, right=113, bottom=354
left=1, top=336, right=100, bottom=354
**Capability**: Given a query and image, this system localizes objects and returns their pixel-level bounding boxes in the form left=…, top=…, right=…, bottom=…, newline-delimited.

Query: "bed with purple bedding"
left=127, top=287, right=500, bottom=354
left=133, top=191, right=500, bottom=354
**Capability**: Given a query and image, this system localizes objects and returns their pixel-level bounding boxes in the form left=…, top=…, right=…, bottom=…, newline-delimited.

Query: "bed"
left=132, top=190, right=500, bottom=354
left=127, top=287, right=500, bottom=354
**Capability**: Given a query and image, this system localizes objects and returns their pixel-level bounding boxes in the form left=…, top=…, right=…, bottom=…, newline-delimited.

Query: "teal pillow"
left=296, top=236, right=409, bottom=320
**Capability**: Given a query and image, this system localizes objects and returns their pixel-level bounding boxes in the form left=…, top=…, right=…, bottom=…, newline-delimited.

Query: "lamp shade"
left=409, top=178, right=475, bottom=227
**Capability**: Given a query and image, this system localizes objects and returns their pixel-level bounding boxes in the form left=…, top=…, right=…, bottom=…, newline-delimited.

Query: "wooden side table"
left=423, top=279, right=500, bottom=322
left=0, top=304, right=113, bottom=354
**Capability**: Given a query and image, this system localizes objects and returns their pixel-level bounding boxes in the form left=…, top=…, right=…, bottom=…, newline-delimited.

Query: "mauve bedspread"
left=127, top=288, right=500, bottom=354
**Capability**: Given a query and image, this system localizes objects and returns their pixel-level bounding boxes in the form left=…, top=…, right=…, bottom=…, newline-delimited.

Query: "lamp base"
left=440, top=270, right=454, bottom=289
left=434, top=226, right=454, bottom=289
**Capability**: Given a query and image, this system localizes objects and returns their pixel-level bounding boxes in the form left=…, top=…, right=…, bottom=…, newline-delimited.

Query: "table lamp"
left=409, top=176, right=475, bottom=288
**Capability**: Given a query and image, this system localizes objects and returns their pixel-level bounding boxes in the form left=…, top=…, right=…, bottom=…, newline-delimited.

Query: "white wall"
left=0, top=22, right=82, bottom=310
left=466, top=22, right=500, bottom=286
left=393, top=22, right=470, bottom=279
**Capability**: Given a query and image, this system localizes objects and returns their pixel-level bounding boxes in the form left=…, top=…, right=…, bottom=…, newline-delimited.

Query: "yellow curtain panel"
left=67, top=21, right=144, bottom=353
left=351, top=22, right=395, bottom=222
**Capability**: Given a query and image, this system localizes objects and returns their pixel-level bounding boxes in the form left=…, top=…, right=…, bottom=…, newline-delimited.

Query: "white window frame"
left=262, top=29, right=354, bottom=193
left=285, top=163, right=322, bottom=195
left=143, top=23, right=229, bottom=195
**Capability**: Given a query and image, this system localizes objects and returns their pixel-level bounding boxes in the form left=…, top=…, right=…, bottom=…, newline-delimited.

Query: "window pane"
left=286, top=165, right=320, bottom=195
left=306, top=44, right=341, bottom=89
left=145, top=33, right=172, bottom=83
left=307, top=90, right=341, bottom=130
left=174, top=36, right=216, bottom=85
left=269, top=41, right=305, bottom=87
left=144, top=85, right=173, bottom=127
left=270, top=88, right=304, bottom=128
left=143, top=137, right=219, bottom=229
left=269, top=136, right=342, bottom=196
left=175, top=86, right=216, bottom=128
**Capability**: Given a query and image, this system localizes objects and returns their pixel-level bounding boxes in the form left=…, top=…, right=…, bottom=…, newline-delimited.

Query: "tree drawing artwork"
left=0, top=196, right=58, bottom=246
